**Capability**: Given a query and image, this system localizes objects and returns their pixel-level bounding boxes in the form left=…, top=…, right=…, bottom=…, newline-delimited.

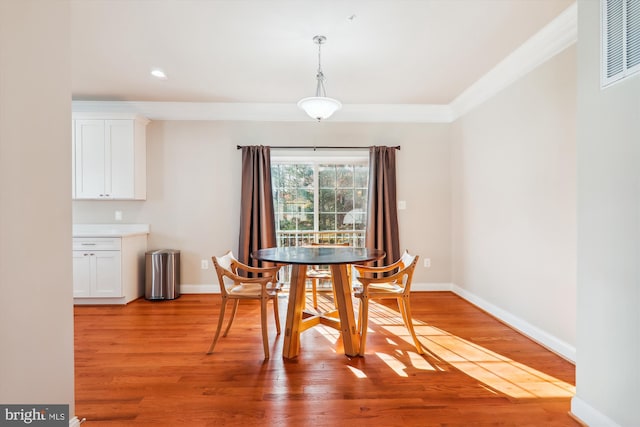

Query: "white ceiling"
left=71, top=0, right=574, bottom=108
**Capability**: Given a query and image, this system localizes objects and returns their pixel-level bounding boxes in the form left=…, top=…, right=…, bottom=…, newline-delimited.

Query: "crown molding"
left=449, top=2, right=577, bottom=119
left=71, top=101, right=454, bottom=123
left=72, top=2, right=577, bottom=124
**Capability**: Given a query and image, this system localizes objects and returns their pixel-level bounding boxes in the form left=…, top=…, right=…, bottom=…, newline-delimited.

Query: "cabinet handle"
left=81, top=243, right=96, bottom=246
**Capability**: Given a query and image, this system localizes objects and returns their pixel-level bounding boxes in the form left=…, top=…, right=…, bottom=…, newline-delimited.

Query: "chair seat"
left=354, top=281, right=403, bottom=296
left=306, top=268, right=332, bottom=279
left=229, top=282, right=281, bottom=296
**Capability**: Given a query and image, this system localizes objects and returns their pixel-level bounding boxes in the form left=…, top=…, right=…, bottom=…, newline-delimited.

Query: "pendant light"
left=297, top=35, right=342, bottom=121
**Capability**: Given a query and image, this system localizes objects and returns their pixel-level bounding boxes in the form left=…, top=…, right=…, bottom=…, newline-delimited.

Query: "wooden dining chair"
left=305, top=242, right=349, bottom=308
left=207, top=250, right=281, bottom=359
left=353, top=251, right=423, bottom=356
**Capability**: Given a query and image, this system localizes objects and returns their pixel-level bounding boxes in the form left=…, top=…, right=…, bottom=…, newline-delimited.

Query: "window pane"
left=272, top=189, right=282, bottom=210
left=354, top=165, right=368, bottom=187
left=281, top=190, right=296, bottom=212
left=319, top=166, right=335, bottom=187
left=319, top=213, right=335, bottom=231
left=281, top=164, right=313, bottom=188
left=297, top=189, right=313, bottom=212
left=340, top=208, right=366, bottom=229
left=336, top=165, right=353, bottom=187
left=271, top=165, right=281, bottom=185
left=354, top=188, right=367, bottom=209
left=319, top=189, right=335, bottom=211
left=278, top=217, right=295, bottom=230
left=336, top=189, right=354, bottom=213
left=298, top=216, right=313, bottom=230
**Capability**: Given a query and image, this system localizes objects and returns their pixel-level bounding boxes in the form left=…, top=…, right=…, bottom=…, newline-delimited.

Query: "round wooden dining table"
left=252, top=246, right=385, bottom=359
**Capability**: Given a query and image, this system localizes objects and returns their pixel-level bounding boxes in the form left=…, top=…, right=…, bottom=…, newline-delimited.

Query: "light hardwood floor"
left=74, top=292, right=578, bottom=426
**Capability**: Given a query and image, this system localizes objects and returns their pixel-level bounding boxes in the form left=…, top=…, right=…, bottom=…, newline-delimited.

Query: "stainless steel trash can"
left=145, top=249, right=180, bottom=300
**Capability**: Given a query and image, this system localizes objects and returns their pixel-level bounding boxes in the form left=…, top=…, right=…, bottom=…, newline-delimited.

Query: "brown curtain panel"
left=366, top=146, right=400, bottom=266
left=238, top=145, right=276, bottom=269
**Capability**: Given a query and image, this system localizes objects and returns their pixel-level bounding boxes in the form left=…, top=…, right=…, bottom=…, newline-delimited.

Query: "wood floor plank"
left=75, top=292, right=578, bottom=426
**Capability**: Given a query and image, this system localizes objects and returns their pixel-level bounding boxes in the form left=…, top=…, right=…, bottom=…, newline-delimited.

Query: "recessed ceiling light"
left=150, top=68, right=167, bottom=80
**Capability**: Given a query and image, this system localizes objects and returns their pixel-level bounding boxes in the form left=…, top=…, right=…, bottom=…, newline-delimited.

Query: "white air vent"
left=627, top=0, right=640, bottom=68
left=602, top=0, right=640, bottom=87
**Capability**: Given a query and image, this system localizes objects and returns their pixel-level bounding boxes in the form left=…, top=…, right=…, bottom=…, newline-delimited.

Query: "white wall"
left=73, top=121, right=452, bottom=286
left=0, top=0, right=75, bottom=417
left=571, top=1, right=640, bottom=425
left=451, top=46, right=577, bottom=358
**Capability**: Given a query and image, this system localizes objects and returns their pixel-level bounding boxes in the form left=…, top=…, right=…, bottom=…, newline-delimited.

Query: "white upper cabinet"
left=73, top=114, right=149, bottom=200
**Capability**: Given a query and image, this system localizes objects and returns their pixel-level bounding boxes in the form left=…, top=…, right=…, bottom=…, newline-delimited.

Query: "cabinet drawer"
left=73, top=237, right=121, bottom=251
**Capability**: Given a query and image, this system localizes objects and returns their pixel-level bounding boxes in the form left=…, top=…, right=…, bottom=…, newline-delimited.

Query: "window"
left=602, top=0, right=640, bottom=87
left=271, top=153, right=368, bottom=247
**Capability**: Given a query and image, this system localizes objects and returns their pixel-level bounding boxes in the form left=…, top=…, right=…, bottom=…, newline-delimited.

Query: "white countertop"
left=73, top=224, right=150, bottom=237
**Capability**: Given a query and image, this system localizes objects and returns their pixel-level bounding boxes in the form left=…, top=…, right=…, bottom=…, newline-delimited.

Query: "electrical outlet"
left=114, top=210, right=123, bottom=221
left=423, top=258, right=431, bottom=268
left=201, top=259, right=209, bottom=269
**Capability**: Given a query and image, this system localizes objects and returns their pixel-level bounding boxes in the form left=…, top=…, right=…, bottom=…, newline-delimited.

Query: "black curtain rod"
left=236, top=145, right=400, bottom=151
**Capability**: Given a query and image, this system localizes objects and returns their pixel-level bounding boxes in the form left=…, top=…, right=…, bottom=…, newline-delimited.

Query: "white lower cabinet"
left=73, top=250, right=122, bottom=298
left=73, top=235, right=147, bottom=305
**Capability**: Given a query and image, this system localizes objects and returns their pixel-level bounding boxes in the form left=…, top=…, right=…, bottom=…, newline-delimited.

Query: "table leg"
left=330, top=264, right=360, bottom=356
left=282, top=264, right=307, bottom=359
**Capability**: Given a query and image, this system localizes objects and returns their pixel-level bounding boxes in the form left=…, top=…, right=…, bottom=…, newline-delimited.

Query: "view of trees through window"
left=271, top=160, right=368, bottom=247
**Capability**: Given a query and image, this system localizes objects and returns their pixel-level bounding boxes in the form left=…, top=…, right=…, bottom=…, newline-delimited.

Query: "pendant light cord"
left=315, top=38, right=327, bottom=97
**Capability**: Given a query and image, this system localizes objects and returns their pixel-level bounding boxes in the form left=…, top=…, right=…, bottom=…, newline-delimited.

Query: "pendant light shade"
left=297, top=96, right=342, bottom=121
left=298, top=35, right=341, bottom=121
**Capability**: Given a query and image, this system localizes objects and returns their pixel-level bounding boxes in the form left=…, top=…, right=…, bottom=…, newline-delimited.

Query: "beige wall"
left=451, top=46, right=577, bottom=349
left=73, top=121, right=452, bottom=285
left=0, top=0, right=75, bottom=415
left=73, top=46, right=578, bottom=363
left=572, top=1, right=640, bottom=425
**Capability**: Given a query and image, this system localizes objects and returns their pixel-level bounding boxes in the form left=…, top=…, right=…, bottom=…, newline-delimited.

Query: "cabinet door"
left=72, top=251, right=93, bottom=297
left=75, top=120, right=106, bottom=198
left=106, top=120, right=135, bottom=199
left=93, top=251, right=122, bottom=297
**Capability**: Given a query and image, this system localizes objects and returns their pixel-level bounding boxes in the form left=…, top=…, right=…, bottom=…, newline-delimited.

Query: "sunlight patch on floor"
left=346, top=365, right=367, bottom=378
left=367, top=300, right=575, bottom=399
left=375, top=352, right=409, bottom=377
left=314, top=324, right=340, bottom=345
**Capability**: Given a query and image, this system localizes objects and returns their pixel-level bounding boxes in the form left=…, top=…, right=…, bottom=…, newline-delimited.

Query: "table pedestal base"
left=282, top=264, right=361, bottom=359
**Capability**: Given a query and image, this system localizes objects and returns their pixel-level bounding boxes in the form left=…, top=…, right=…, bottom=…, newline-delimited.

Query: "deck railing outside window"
left=274, top=230, right=365, bottom=289
left=276, top=230, right=366, bottom=248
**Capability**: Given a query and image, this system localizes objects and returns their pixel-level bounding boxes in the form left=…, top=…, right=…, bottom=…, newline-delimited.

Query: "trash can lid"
left=146, top=249, right=180, bottom=255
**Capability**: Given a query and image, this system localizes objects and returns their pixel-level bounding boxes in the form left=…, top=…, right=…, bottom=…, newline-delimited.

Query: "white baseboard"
left=450, top=283, right=576, bottom=362
left=180, top=283, right=219, bottom=294
left=411, top=282, right=453, bottom=292
left=571, top=396, right=621, bottom=427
